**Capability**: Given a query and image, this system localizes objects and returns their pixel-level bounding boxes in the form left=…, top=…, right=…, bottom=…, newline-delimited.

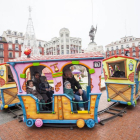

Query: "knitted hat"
left=64, top=81, right=71, bottom=88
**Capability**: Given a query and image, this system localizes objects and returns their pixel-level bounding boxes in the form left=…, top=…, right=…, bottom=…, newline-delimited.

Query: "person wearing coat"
left=64, top=81, right=77, bottom=111
left=26, top=80, right=47, bottom=111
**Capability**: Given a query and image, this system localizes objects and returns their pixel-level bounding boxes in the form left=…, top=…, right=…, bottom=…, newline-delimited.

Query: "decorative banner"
left=93, top=61, right=101, bottom=68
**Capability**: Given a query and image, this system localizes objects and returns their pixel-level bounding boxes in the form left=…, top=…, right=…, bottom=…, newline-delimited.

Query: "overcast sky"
left=0, top=0, right=139, bottom=49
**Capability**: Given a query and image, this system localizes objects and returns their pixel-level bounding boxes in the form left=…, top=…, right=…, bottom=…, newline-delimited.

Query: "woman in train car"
left=63, top=69, right=88, bottom=110
left=33, top=72, right=52, bottom=109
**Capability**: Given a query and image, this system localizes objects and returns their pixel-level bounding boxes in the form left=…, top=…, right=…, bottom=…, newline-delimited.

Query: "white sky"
left=0, top=0, right=140, bottom=50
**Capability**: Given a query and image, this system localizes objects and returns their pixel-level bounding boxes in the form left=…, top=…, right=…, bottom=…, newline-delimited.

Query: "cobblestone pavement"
left=0, top=91, right=140, bottom=140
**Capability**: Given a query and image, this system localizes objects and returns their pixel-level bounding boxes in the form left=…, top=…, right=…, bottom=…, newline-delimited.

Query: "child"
left=26, top=80, right=47, bottom=111
left=64, top=81, right=77, bottom=111
left=39, top=76, right=54, bottom=98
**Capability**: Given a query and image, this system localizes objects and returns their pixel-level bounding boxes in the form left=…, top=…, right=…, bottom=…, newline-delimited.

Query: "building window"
left=116, top=50, right=119, bottom=54
left=8, top=31, right=11, bottom=34
left=67, top=50, right=69, bottom=54
left=8, top=44, right=13, bottom=50
left=116, top=46, right=118, bottom=49
left=66, top=45, right=69, bottom=49
left=132, top=47, right=135, bottom=52
left=0, top=44, right=3, bottom=49
left=138, top=42, right=140, bottom=46
left=20, top=33, right=22, bottom=36
left=121, top=45, right=123, bottom=49
left=111, top=47, right=113, bottom=50
left=0, top=59, right=4, bottom=63
left=9, top=52, right=13, bottom=58
left=15, top=52, right=19, bottom=58
left=61, top=45, right=64, bottom=49
left=126, top=44, right=129, bottom=48
left=61, top=50, right=64, bottom=54
left=14, top=32, right=17, bottom=35
left=107, top=48, right=109, bottom=51
left=39, top=42, right=41, bottom=46
left=0, top=51, right=3, bottom=57
left=132, top=52, right=136, bottom=57
left=79, top=41, right=81, bottom=44
left=15, top=40, right=18, bottom=44
left=0, top=37, right=2, bottom=41
left=66, top=34, right=69, bottom=37
left=121, top=49, right=124, bottom=54
left=15, top=45, right=19, bottom=51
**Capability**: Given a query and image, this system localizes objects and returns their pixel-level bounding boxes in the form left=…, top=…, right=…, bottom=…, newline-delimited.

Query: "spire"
left=22, top=6, right=40, bottom=57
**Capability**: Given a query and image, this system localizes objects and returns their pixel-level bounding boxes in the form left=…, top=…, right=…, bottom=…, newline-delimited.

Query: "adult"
left=33, top=72, right=52, bottom=108
left=63, top=69, right=88, bottom=110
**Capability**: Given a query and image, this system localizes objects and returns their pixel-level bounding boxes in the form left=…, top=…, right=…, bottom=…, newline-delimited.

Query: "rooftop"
left=8, top=52, right=103, bottom=63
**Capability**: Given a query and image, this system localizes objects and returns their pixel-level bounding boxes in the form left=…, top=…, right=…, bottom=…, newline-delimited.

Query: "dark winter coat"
left=33, top=78, right=46, bottom=94
left=63, top=76, right=82, bottom=92
left=26, top=86, right=43, bottom=100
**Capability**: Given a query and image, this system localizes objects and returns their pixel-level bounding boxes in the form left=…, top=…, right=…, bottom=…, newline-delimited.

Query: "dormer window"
left=14, top=32, right=17, bottom=35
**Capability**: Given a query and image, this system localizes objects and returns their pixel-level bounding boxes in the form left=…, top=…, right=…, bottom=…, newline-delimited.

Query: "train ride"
left=5, top=52, right=103, bottom=128
left=0, top=63, right=20, bottom=110
left=103, top=55, right=140, bottom=106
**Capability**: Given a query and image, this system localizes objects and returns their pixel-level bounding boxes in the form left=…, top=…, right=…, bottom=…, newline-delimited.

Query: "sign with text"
left=94, top=61, right=101, bottom=68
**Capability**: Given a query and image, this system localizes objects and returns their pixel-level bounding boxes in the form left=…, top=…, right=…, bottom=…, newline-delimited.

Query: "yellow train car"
left=7, top=52, right=103, bottom=128
left=0, top=63, right=20, bottom=110
left=103, top=55, right=140, bottom=106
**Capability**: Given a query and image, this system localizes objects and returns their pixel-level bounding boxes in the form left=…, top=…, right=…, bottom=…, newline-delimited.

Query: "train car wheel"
left=76, top=119, right=85, bottom=128
left=86, top=119, right=95, bottom=128
left=26, top=119, right=34, bottom=127
left=35, top=119, right=43, bottom=127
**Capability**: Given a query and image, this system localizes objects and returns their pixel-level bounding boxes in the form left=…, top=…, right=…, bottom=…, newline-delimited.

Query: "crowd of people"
left=26, top=69, right=88, bottom=111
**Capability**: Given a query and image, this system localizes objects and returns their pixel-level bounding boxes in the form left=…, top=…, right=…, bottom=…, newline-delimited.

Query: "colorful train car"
left=103, top=55, right=140, bottom=106
left=0, top=63, right=20, bottom=110
left=7, top=52, right=103, bottom=128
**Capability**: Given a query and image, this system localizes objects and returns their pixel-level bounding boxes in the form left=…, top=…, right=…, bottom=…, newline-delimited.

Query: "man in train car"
left=63, top=69, right=88, bottom=110
left=33, top=71, right=52, bottom=110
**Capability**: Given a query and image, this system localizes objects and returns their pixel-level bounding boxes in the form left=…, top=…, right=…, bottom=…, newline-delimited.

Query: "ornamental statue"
left=89, top=25, right=97, bottom=43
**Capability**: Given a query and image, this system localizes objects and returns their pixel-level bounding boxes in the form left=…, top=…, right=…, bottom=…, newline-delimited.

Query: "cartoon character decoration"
left=0, top=66, right=4, bottom=76
left=55, top=81, right=62, bottom=92
left=24, top=48, right=31, bottom=58
left=129, top=60, right=134, bottom=71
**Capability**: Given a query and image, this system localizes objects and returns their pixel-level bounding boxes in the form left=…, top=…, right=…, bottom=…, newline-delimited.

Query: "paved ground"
left=0, top=89, right=140, bottom=140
